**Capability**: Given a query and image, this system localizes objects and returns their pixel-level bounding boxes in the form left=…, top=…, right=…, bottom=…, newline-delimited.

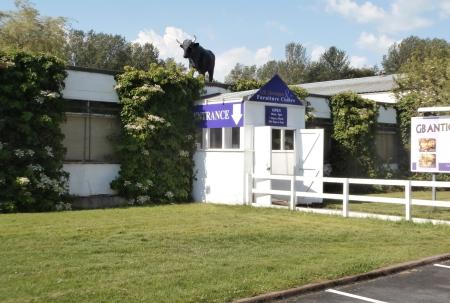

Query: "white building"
left=60, top=67, right=398, bottom=207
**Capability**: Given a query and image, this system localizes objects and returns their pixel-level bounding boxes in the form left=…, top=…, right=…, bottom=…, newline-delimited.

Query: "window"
left=376, top=130, right=398, bottom=163
left=224, top=127, right=240, bottom=149
left=272, top=129, right=281, bottom=150
left=195, top=128, right=204, bottom=149
left=61, top=100, right=120, bottom=162
left=272, top=129, right=294, bottom=151
left=209, top=128, right=222, bottom=149
left=284, top=130, right=294, bottom=150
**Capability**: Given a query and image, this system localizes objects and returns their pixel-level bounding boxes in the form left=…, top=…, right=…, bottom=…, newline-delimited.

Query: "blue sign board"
left=194, top=102, right=243, bottom=128
left=265, top=106, right=287, bottom=127
left=249, top=74, right=303, bottom=105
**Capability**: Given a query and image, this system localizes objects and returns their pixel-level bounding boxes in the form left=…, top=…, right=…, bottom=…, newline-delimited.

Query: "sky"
left=1, top=0, right=449, bottom=82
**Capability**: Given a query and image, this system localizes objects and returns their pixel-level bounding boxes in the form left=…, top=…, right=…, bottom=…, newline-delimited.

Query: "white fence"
left=247, top=174, right=450, bottom=221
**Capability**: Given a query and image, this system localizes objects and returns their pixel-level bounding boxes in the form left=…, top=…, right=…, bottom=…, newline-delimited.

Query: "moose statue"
left=177, top=36, right=215, bottom=82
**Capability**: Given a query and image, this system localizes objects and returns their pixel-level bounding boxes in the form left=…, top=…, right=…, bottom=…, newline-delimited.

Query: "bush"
left=0, top=51, right=68, bottom=212
left=329, top=92, right=379, bottom=179
left=111, top=63, right=204, bottom=204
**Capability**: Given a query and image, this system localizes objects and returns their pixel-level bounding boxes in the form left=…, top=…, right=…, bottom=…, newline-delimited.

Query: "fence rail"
left=248, top=174, right=450, bottom=221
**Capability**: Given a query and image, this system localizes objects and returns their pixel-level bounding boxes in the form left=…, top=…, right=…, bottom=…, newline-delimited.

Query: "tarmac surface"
left=278, top=260, right=450, bottom=303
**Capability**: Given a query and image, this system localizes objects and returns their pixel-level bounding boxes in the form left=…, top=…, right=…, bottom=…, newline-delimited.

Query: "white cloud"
left=326, top=0, right=385, bottom=23
left=310, top=45, right=326, bottom=61
left=356, top=32, right=396, bottom=53
left=134, top=26, right=191, bottom=64
left=215, top=46, right=273, bottom=82
left=134, top=26, right=272, bottom=82
left=326, top=0, right=447, bottom=33
left=349, top=55, right=369, bottom=68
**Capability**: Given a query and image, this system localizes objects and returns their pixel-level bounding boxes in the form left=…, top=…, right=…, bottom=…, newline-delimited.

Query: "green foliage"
left=111, top=63, right=204, bottom=204
left=394, top=38, right=450, bottom=175
left=0, top=51, right=69, bottom=212
left=224, top=63, right=257, bottom=84
left=382, top=36, right=449, bottom=74
left=226, top=44, right=376, bottom=87
left=229, top=78, right=263, bottom=92
left=0, top=0, right=68, bottom=58
left=329, top=92, right=379, bottom=178
left=65, top=30, right=160, bottom=71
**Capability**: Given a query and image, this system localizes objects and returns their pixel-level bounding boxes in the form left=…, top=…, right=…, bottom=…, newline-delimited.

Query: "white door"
left=296, top=129, right=324, bottom=204
left=253, top=126, right=272, bottom=206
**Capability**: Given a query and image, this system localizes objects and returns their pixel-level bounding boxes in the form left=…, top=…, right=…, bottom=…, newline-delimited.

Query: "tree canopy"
left=382, top=36, right=449, bottom=74
left=65, top=30, right=160, bottom=71
left=226, top=44, right=377, bottom=89
left=0, top=0, right=68, bottom=58
left=0, top=1, right=160, bottom=71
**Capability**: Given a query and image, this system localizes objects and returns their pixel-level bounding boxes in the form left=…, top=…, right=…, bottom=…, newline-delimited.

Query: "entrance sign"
left=411, top=116, right=450, bottom=173
left=194, top=102, right=243, bottom=128
left=265, top=106, right=287, bottom=126
left=249, top=74, right=303, bottom=105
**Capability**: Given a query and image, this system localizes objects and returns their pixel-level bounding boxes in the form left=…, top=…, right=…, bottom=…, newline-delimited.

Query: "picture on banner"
left=410, top=116, right=450, bottom=173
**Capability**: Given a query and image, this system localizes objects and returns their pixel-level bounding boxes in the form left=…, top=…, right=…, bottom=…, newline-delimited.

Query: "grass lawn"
left=1, top=204, right=450, bottom=303
left=324, top=190, right=450, bottom=221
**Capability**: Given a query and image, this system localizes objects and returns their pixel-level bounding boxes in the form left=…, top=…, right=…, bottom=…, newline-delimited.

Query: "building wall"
left=63, top=164, right=120, bottom=196
left=193, top=151, right=246, bottom=204
left=306, top=92, right=397, bottom=124
left=62, top=70, right=119, bottom=103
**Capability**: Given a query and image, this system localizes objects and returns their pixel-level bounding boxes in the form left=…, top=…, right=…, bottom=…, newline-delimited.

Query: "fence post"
left=342, top=178, right=349, bottom=218
left=245, top=173, right=253, bottom=206
left=405, top=180, right=412, bottom=221
left=289, top=171, right=296, bottom=211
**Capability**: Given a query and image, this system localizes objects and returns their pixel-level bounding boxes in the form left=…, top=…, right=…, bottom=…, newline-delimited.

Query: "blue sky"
left=1, top=0, right=449, bottom=81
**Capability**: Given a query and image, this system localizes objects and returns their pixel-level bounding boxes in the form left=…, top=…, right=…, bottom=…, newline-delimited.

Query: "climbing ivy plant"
left=0, top=51, right=68, bottom=212
left=111, top=63, right=204, bottom=204
left=329, top=92, right=379, bottom=178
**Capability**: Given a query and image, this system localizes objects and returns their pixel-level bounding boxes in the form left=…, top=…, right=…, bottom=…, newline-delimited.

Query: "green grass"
left=1, top=204, right=450, bottom=303
left=324, top=190, right=450, bottom=221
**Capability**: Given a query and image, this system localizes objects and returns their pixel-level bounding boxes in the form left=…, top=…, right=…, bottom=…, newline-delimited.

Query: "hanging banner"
left=249, top=74, right=303, bottom=105
left=265, top=106, right=287, bottom=126
left=194, top=102, right=243, bottom=128
left=411, top=116, right=450, bottom=173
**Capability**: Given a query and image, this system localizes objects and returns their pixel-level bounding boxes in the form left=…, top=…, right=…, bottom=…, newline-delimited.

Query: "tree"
left=305, top=46, right=376, bottom=82
left=394, top=39, right=450, bottom=153
left=0, top=0, right=68, bottom=58
left=224, top=63, right=257, bottom=84
left=257, top=42, right=309, bottom=84
left=382, top=36, right=449, bottom=74
left=65, top=30, right=160, bottom=71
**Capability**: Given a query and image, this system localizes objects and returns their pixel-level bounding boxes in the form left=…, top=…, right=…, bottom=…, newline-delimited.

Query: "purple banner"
left=249, top=74, right=303, bottom=105
left=438, top=163, right=450, bottom=172
left=265, top=106, right=287, bottom=126
left=194, top=102, right=243, bottom=128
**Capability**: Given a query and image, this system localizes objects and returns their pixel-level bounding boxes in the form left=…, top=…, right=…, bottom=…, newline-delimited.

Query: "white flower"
left=113, top=83, right=122, bottom=90
left=136, top=195, right=151, bottom=204
left=14, top=149, right=25, bottom=158
left=179, top=150, right=189, bottom=158
left=124, top=180, right=131, bottom=186
left=44, top=146, right=54, bottom=157
left=142, top=150, right=150, bottom=156
left=27, top=164, right=43, bottom=172
left=146, top=114, right=166, bottom=123
left=165, top=191, right=174, bottom=200
left=16, top=177, right=30, bottom=186
left=186, top=135, right=193, bottom=140
left=34, top=96, right=45, bottom=104
left=146, top=179, right=154, bottom=187
left=27, top=149, right=35, bottom=157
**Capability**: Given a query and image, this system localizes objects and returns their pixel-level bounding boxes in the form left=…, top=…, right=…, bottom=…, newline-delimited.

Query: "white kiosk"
left=192, top=75, right=323, bottom=206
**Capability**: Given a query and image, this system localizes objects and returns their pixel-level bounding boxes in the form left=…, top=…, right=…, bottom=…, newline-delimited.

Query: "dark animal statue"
left=178, top=36, right=215, bottom=82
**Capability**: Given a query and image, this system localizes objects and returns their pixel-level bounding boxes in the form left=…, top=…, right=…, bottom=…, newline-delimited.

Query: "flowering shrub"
left=111, top=63, right=204, bottom=203
left=0, top=51, right=68, bottom=212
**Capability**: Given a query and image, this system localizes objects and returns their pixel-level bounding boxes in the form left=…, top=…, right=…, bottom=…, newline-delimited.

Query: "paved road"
left=279, top=260, right=450, bottom=303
